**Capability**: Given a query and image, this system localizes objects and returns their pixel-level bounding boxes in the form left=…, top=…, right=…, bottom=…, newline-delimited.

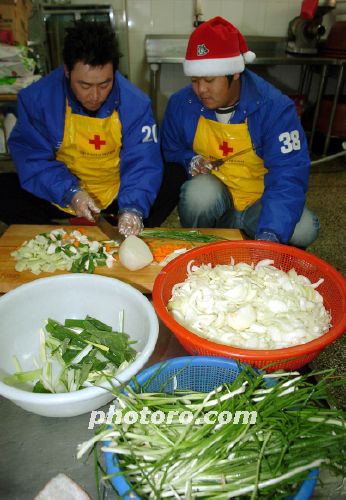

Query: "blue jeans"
left=178, top=174, right=320, bottom=247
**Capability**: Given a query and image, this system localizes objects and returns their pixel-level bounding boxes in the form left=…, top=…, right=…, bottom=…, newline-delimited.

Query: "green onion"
left=78, top=366, right=346, bottom=498
left=4, top=315, right=137, bottom=393
left=4, top=368, right=43, bottom=385
left=140, top=229, right=228, bottom=243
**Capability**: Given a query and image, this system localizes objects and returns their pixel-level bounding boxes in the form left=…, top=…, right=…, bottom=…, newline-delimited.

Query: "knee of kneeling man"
left=290, top=209, right=320, bottom=247
left=183, top=175, right=225, bottom=205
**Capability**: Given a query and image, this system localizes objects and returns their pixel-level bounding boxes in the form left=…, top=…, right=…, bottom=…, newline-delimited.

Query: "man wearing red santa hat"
left=160, top=16, right=319, bottom=246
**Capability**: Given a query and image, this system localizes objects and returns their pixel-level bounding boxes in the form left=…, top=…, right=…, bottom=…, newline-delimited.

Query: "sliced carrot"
left=73, top=240, right=80, bottom=247
left=148, top=242, right=191, bottom=262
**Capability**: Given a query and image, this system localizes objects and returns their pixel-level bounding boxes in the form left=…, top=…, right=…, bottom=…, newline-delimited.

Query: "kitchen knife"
left=93, top=214, right=125, bottom=244
left=209, top=145, right=255, bottom=169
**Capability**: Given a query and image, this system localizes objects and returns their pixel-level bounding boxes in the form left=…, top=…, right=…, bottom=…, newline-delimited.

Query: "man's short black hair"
left=63, top=20, right=120, bottom=72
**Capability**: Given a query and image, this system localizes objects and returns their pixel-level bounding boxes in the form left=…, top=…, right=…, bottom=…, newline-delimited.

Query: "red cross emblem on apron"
left=89, top=134, right=106, bottom=150
left=219, top=141, right=233, bottom=156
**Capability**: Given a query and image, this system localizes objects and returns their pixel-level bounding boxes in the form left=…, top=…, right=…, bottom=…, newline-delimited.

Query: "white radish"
left=119, top=235, right=153, bottom=271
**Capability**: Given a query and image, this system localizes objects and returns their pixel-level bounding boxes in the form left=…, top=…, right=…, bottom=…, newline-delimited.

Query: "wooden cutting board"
left=0, top=225, right=243, bottom=294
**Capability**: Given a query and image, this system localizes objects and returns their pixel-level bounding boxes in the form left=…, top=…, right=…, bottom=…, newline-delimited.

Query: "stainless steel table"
left=146, top=35, right=345, bottom=160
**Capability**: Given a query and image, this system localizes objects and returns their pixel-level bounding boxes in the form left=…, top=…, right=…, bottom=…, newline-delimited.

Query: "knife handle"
left=210, top=145, right=256, bottom=168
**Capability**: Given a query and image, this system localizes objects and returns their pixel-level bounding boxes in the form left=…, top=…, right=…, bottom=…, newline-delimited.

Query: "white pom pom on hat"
left=183, top=16, right=256, bottom=77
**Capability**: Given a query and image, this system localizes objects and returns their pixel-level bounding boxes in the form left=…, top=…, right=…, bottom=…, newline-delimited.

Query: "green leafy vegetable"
left=33, top=381, right=52, bottom=393
left=5, top=315, right=137, bottom=393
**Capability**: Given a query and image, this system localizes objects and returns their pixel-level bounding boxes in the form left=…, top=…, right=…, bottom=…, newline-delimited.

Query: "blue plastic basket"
left=104, top=356, right=319, bottom=499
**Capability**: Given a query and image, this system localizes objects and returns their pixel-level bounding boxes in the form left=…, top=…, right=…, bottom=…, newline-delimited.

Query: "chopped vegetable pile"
left=78, top=365, right=346, bottom=498
left=168, top=258, right=331, bottom=349
left=11, top=228, right=117, bottom=274
left=4, top=315, right=137, bottom=393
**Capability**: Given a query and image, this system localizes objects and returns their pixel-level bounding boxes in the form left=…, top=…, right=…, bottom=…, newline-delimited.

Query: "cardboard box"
left=0, top=0, right=33, bottom=46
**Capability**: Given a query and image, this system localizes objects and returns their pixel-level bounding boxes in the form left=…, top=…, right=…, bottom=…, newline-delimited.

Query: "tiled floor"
left=307, top=160, right=346, bottom=276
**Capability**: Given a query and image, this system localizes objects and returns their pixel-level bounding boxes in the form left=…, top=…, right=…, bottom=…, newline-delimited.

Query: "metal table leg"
left=149, top=63, right=161, bottom=120
left=309, top=64, right=328, bottom=152
left=305, top=65, right=313, bottom=97
left=322, top=64, right=344, bottom=157
left=298, top=64, right=309, bottom=95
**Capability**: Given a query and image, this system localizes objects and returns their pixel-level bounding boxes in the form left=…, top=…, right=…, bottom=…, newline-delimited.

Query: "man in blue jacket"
left=7, top=20, right=163, bottom=236
left=161, top=16, right=319, bottom=246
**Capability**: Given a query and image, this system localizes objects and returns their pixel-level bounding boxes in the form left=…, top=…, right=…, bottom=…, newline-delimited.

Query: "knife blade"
left=94, top=214, right=125, bottom=244
left=209, top=145, right=255, bottom=168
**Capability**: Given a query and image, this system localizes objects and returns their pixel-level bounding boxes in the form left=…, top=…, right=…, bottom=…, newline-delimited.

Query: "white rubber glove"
left=189, top=155, right=213, bottom=176
left=70, top=190, right=100, bottom=221
left=118, top=211, right=144, bottom=236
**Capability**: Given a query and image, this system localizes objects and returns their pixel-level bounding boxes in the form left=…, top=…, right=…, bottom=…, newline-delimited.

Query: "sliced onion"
left=168, top=259, right=331, bottom=350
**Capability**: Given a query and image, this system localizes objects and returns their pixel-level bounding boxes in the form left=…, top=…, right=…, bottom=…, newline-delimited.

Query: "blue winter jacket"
left=161, top=69, right=311, bottom=242
left=8, top=66, right=163, bottom=218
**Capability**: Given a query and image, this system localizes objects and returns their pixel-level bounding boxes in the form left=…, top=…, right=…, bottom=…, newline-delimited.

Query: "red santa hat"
left=183, top=16, right=256, bottom=77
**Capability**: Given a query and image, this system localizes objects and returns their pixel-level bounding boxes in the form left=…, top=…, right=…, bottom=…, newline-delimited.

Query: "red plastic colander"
left=152, top=241, right=346, bottom=371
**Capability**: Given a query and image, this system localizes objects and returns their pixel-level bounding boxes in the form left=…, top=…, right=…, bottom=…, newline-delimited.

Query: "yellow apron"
left=56, top=102, right=122, bottom=214
left=193, top=116, right=267, bottom=210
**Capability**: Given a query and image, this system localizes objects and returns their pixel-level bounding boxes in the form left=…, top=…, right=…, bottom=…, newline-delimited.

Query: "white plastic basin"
left=0, top=274, right=159, bottom=417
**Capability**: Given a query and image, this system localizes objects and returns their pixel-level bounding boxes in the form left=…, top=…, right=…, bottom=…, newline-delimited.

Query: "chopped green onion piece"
left=140, top=229, right=228, bottom=242
left=4, top=313, right=137, bottom=393
left=4, top=368, right=42, bottom=384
